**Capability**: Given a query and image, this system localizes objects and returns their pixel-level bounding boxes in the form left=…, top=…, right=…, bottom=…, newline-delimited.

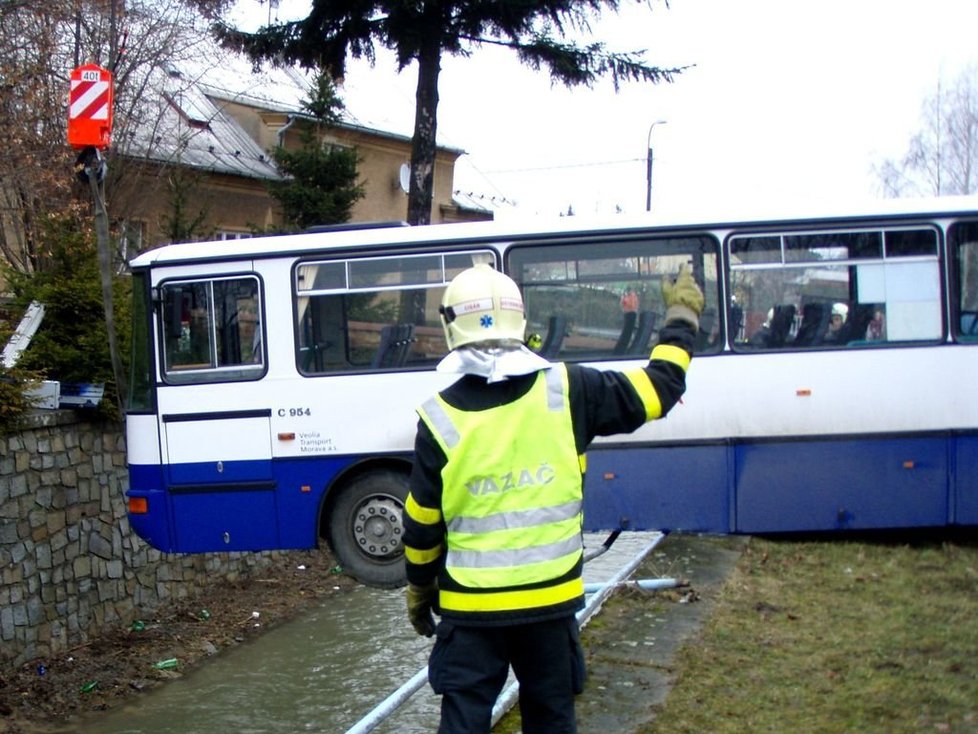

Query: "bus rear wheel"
left=328, top=470, right=408, bottom=588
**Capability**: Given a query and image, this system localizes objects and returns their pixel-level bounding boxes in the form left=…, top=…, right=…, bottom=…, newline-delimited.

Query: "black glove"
left=406, top=582, right=438, bottom=637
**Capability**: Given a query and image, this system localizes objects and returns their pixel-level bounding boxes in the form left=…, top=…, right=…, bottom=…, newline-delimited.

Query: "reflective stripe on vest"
left=447, top=498, right=581, bottom=535
left=446, top=532, right=583, bottom=569
left=420, top=368, right=565, bottom=452
left=417, top=364, right=584, bottom=611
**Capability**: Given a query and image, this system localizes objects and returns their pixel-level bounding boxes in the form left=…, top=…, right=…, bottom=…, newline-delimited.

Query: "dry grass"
left=645, top=533, right=978, bottom=734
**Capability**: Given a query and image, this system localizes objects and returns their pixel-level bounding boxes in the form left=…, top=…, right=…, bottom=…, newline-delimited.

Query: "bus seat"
left=729, top=304, right=744, bottom=342
left=793, top=302, right=830, bottom=346
left=613, top=311, right=638, bottom=354
left=842, top=304, right=875, bottom=344
left=372, top=324, right=415, bottom=368
left=628, top=310, right=658, bottom=355
left=393, top=324, right=415, bottom=365
left=768, top=305, right=795, bottom=348
left=540, top=315, right=568, bottom=357
left=299, top=346, right=315, bottom=371
left=961, top=311, right=978, bottom=336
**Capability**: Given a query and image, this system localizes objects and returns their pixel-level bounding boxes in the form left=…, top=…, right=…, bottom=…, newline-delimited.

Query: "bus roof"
left=128, top=194, right=978, bottom=269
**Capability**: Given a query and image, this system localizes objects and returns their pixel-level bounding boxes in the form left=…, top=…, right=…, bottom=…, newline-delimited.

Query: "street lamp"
left=646, top=119, right=667, bottom=211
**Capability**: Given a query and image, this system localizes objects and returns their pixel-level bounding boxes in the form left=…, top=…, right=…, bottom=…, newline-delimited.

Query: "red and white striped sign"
left=70, top=70, right=110, bottom=121
left=67, top=64, right=114, bottom=149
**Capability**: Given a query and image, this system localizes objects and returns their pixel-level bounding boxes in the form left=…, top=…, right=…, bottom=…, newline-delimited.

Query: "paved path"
left=491, top=531, right=747, bottom=732
left=575, top=532, right=749, bottom=733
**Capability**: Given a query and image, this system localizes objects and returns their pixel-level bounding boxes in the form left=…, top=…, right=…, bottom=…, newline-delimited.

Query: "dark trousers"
left=427, top=615, right=585, bottom=734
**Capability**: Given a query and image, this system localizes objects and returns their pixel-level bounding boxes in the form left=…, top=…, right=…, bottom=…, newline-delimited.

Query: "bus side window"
left=730, top=225, right=946, bottom=352
left=160, top=276, right=263, bottom=383
left=511, top=237, right=720, bottom=360
left=295, top=251, right=487, bottom=374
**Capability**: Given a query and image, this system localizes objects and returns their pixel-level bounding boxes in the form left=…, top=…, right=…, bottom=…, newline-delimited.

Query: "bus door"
left=160, top=409, right=278, bottom=551
left=160, top=409, right=278, bottom=552
left=156, top=272, right=278, bottom=552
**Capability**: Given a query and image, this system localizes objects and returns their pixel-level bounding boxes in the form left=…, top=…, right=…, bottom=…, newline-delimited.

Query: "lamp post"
left=646, top=119, right=667, bottom=211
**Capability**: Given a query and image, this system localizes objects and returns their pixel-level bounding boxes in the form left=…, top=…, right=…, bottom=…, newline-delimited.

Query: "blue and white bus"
left=125, top=197, right=978, bottom=586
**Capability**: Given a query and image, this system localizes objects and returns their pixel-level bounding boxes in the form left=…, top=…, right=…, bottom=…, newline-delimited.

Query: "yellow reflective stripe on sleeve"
left=623, top=368, right=663, bottom=421
left=405, top=543, right=443, bottom=565
left=405, top=492, right=442, bottom=525
left=650, top=343, right=691, bottom=372
left=578, top=454, right=587, bottom=473
left=439, top=576, right=584, bottom=613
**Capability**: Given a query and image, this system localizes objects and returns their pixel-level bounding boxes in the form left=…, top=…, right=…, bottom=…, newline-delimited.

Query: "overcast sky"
left=234, top=0, right=978, bottom=220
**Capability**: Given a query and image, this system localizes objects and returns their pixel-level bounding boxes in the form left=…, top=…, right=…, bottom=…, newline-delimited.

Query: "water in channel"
left=75, top=585, right=440, bottom=734
left=74, top=532, right=652, bottom=733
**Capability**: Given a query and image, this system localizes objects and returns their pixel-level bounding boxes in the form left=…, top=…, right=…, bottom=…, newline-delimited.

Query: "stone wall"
left=0, top=411, right=273, bottom=669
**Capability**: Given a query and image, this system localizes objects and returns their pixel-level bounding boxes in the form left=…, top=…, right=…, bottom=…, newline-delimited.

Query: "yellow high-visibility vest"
left=418, top=364, right=585, bottom=613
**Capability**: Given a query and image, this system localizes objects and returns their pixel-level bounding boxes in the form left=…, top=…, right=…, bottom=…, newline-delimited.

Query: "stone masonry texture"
left=0, top=411, right=275, bottom=669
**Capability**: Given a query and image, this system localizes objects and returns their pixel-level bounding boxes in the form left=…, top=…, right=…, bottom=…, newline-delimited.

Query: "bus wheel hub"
left=353, top=497, right=403, bottom=559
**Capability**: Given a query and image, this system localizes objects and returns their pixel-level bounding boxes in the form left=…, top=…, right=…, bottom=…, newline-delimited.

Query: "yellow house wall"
left=111, top=162, right=280, bottom=246
left=240, top=106, right=472, bottom=225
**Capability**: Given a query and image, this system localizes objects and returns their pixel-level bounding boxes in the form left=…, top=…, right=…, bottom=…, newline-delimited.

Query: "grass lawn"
left=646, top=533, right=978, bottom=734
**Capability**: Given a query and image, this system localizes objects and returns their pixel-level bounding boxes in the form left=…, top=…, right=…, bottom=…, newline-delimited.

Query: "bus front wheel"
left=328, top=470, right=408, bottom=588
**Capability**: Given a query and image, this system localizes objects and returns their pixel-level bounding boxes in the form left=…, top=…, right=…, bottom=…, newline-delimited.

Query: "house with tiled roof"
left=112, top=56, right=493, bottom=251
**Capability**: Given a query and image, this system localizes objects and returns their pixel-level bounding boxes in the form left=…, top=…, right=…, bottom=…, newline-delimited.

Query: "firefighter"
left=403, top=262, right=702, bottom=734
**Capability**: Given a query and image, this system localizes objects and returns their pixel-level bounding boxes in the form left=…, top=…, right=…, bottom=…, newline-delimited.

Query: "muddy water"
left=75, top=586, right=440, bottom=734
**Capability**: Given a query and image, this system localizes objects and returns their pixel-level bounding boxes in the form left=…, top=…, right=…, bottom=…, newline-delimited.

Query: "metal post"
left=646, top=120, right=667, bottom=211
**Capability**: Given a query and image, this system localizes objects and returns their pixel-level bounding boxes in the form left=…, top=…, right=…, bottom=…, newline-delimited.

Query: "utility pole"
left=68, top=58, right=127, bottom=411
left=646, top=120, right=667, bottom=211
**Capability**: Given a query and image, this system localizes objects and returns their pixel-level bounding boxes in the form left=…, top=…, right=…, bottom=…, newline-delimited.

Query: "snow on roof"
left=189, top=53, right=463, bottom=152
left=124, top=66, right=281, bottom=181
left=122, top=49, right=472, bottom=193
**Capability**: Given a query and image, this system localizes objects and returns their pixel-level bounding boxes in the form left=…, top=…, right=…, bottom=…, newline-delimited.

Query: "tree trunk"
left=407, top=40, right=442, bottom=226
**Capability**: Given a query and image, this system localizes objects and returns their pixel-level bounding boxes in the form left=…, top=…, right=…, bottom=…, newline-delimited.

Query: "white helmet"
left=439, top=264, right=527, bottom=350
left=831, top=303, right=849, bottom=322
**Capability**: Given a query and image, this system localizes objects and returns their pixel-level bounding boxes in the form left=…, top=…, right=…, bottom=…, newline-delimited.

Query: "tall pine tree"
left=191, top=0, right=685, bottom=224
left=267, top=71, right=364, bottom=231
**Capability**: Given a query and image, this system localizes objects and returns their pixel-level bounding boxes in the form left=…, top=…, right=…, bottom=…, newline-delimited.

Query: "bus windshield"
left=127, top=271, right=154, bottom=412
